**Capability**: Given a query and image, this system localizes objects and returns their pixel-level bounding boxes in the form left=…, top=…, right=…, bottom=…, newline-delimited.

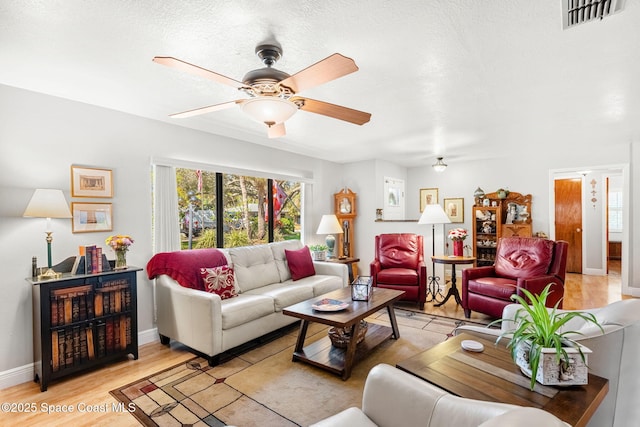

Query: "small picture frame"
left=444, top=197, right=464, bottom=223
left=71, top=166, right=113, bottom=198
left=383, top=177, right=405, bottom=220
left=419, top=188, right=438, bottom=213
left=72, top=202, right=113, bottom=233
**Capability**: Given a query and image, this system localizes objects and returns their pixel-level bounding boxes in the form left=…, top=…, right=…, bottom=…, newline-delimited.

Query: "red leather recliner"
left=462, top=237, right=568, bottom=319
left=370, top=234, right=427, bottom=309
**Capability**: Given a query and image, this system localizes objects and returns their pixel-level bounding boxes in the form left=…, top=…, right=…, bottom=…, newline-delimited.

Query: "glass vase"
left=115, top=249, right=128, bottom=270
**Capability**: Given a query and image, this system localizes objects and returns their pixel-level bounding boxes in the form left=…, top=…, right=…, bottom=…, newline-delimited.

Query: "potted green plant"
left=492, top=285, right=603, bottom=390
left=309, top=244, right=328, bottom=261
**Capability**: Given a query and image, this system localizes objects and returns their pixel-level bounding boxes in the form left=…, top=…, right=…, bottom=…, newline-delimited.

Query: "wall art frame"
left=383, top=177, right=405, bottom=220
left=71, top=165, right=113, bottom=198
left=444, top=197, right=464, bottom=223
left=419, top=188, right=439, bottom=213
left=71, top=202, right=113, bottom=233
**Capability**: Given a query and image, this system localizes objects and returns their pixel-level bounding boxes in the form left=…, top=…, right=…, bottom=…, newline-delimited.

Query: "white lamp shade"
left=316, top=214, right=344, bottom=235
left=23, top=189, right=72, bottom=218
left=418, top=204, right=451, bottom=225
left=241, top=97, right=298, bottom=125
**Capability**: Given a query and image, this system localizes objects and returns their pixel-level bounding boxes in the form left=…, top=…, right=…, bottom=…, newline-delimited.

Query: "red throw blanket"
left=146, top=248, right=228, bottom=291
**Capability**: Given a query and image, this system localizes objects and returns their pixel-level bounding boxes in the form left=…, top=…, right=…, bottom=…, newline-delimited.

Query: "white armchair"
left=454, top=299, right=640, bottom=427
left=311, top=364, right=568, bottom=427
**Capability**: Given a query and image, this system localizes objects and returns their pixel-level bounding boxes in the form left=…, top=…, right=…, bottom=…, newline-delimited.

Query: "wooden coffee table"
left=282, top=287, right=405, bottom=380
left=396, top=333, right=609, bottom=427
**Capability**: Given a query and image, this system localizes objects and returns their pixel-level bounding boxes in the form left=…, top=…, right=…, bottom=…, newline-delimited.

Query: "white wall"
left=0, top=85, right=344, bottom=383
left=582, top=170, right=608, bottom=274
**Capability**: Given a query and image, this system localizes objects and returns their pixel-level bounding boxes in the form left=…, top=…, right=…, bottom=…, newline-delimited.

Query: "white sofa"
left=454, top=299, right=640, bottom=427
left=153, top=240, right=348, bottom=364
left=311, top=363, right=569, bottom=427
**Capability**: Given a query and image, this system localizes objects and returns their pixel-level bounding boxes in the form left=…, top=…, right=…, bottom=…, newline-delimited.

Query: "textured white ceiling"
left=1, top=0, right=639, bottom=167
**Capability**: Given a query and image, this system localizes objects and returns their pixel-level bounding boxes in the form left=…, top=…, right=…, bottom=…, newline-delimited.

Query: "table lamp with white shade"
left=316, top=214, right=344, bottom=259
left=418, top=204, right=451, bottom=302
left=23, top=189, right=72, bottom=279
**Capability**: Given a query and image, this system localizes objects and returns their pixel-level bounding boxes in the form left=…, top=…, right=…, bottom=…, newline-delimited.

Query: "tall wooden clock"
left=334, top=188, right=356, bottom=259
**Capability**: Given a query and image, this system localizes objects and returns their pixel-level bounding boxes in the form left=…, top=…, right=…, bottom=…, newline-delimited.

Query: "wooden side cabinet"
left=473, top=206, right=502, bottom=266
left=473, top=191, right=532, bottom=267
left=28, top=267, right=140, bottom=391
left=502, top=223, right=532, bottom=237
left=609, top=241, right=622, bottom=260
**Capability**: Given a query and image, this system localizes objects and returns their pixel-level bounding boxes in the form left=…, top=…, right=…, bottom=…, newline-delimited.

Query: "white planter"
left=312, top=250, right=326, bottom=261
left=515, top=341, right=592, bottom=386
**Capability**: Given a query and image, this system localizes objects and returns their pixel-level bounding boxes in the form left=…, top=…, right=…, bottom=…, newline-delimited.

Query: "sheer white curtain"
left=153, top=164, right=181, bottom=253
left=151, top=164, right=180, bottom=322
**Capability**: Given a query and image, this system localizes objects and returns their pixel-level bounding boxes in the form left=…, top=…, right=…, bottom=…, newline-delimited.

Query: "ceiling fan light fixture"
left=240, top=97, right=298, bottom=126
left=432, top=157, right=447, bottom=172
left=153, top=44, right=370, bottom=138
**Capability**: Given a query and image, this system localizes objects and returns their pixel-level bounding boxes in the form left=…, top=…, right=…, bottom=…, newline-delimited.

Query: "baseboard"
left=138, top=327, right=159, bottom=346
left=0, top=328, right=160, bottom=390
left=0, top=363, right=34, bottom=391
left=627, top=287, right=640, bottom=298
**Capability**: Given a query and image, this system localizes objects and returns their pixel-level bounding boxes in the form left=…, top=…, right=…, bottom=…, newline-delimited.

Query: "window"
left=176, top=168, right=302, bottom=249
left=608, top=190, right=623, bottom=232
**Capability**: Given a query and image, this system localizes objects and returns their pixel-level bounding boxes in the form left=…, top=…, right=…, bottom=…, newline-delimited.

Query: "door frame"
left=548, top=163, right=630, bottom=294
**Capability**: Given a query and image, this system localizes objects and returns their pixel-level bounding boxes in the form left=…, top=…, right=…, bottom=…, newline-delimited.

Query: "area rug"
left=398, top=301, right=494, bottom=325
left=110, top=310, right=483, bottom=427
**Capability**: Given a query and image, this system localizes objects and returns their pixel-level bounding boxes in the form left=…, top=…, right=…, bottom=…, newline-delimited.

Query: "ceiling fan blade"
left=291, top=97, right=371, bottom=125
left=153, top=56, right=246, bottom=89
left=267, top=122, right=286, bottom=138
left=279, top=53, right=358, bottom=93
left=169, top=100, right=242, bottom=118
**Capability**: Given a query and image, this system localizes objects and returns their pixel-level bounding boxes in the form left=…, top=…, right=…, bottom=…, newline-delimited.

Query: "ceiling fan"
left=153, top=44, right=372, bottom=138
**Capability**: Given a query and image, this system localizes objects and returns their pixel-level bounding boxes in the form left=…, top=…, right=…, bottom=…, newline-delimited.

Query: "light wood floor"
left=0, top=262, right=631, bottom=426
left=0, top=342, right=194, bottom=426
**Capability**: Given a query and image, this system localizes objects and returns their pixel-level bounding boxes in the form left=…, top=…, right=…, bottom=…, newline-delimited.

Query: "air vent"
left=562, top=0, right=624, bottom=29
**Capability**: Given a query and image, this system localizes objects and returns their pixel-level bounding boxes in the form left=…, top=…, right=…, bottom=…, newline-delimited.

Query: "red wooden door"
left=555, top=179, right=582, bottom=273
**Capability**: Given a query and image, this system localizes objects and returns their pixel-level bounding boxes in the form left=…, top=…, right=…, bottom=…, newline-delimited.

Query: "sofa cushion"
left=245, top=282, right=314, bottom=311
left=220, top=294, right=275, bottom=330
left=377, top=234, right=421, bottom=269
left=200, top=266, right=238, bottom=300
left=270, top=240, right=304, bottom=282
left=285, top=246, right=316, bottom=281
left=494, top=238, right=554, bottom=279
left=229, top=244, right=281, bottom=292
left=281, top=274, right=343, bottom=296
left=478, top=407, right=569, bottom=427
left=376, top=268, right=418, bottom=286
left=469, top=278, right=517, bottom=301
left=309, top=407, right=377, bottom=427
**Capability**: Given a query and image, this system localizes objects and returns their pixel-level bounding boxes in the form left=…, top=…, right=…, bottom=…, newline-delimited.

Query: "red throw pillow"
left=285, top=246, right=316, bottom=281
left=200, top=266, right=238, bottom=300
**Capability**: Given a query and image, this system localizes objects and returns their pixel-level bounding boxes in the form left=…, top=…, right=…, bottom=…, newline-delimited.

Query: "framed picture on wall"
left=383, top=177, right=405, bottom=220
left=72, top=202, right=113, bottom=233
left=419, top=188, right=438, bottom=213
left=71, top=166, right=113, bottom=198
left=444, top=197, right=464, bottom=223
